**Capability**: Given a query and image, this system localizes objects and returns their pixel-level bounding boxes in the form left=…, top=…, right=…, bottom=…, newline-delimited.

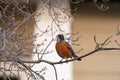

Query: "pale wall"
left=72, top=2, right=120, bottom=80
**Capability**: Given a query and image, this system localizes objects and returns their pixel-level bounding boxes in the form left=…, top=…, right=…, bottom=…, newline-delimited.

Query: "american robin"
left=55, top=34, right=81, bottom=61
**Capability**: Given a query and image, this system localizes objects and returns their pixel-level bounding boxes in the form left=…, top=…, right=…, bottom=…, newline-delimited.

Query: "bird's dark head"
left=56, top=34, right=65, bottom=41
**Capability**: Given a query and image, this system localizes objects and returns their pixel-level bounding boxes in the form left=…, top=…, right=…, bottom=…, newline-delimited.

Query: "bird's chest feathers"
left=56, top=41, right=72, bottom=58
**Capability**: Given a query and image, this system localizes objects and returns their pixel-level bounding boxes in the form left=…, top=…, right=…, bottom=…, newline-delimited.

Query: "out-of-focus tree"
left=1, top=0, right=120, bottom=80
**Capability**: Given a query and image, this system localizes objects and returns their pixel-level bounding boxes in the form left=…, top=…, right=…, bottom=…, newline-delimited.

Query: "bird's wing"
left=65, top=41, right=78, bottom=58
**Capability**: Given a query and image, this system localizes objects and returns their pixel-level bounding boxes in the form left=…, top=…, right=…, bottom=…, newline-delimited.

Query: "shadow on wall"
left=0, top=76, right=19, bottom=80
left=71, top=1, right=120, bottom=18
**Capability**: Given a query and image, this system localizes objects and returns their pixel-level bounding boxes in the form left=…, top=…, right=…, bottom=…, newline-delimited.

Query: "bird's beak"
left=56, top=35, right=58, bottom=38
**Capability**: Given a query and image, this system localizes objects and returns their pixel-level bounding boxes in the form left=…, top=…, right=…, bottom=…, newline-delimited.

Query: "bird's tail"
left=73, top=55, right=81, bottom=61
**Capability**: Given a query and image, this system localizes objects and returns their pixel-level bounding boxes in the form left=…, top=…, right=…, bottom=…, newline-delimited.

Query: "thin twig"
left=52, top=65, right=58, bottom=80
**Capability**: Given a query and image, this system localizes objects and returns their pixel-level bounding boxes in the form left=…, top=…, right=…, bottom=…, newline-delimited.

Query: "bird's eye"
left=56, top=35, right=59, bottom=38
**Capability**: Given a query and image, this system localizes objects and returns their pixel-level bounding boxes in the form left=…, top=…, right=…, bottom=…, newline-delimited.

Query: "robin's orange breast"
left=56, top=41, right=72, bottom=58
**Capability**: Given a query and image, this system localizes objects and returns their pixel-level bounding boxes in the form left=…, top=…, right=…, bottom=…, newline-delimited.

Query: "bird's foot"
left=59, top=59, right=63, bottom=62
left=65, top=58, right=69, bottom=63
left=76, top=57, right=81, bottom=61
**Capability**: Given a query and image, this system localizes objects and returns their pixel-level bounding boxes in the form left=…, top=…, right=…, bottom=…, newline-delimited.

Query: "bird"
left=55, top=34, right=81, bottom=61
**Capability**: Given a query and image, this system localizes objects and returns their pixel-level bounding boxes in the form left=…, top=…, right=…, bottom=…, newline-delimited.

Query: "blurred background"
left=71, top=1, right=120, bottom=80
left=0, top=0, right=120, bottom=80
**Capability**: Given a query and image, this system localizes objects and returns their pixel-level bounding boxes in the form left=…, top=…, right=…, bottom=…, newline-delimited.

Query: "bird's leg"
left=59, top=59, right=63, bottom=62
left=65, top=58, right=69, bottom=63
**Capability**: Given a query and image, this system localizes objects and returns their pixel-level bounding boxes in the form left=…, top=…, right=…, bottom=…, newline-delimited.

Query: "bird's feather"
left=65, top=41, right=81, bottom=60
